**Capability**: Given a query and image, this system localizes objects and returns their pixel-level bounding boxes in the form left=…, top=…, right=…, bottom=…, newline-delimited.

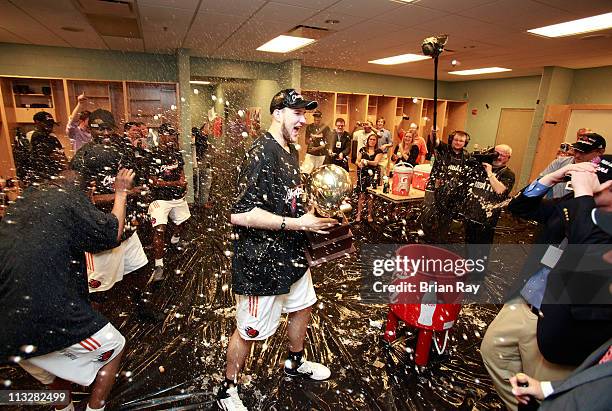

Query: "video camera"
left=471, top=146, right=499, bottom=165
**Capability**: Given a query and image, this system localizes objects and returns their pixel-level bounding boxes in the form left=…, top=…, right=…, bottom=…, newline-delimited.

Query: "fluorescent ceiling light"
left=256, top=35, right=315, bottom=53
left=527, top=12, right=612, bottom=38
left=190, top=80, right=211, bottom=85
left=389, top=0, right=416, bottom=4
left=369, top=53, right=430, bottom=65
left=449, top=67, right=512, bottom=76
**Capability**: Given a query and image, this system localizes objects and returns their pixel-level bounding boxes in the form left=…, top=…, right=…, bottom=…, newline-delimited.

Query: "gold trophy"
left=305, top=164, right=356, bottom=266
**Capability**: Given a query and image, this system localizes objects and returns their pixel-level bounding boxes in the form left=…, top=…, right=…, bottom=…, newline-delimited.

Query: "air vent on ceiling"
left=287, top=25, right=333, bottom=40
left=76, top=0, right=140, bottom=38
left=76, top=0, right=135, bottom=16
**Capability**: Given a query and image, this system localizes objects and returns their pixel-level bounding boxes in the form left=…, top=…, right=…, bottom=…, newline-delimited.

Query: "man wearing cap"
left=301, top=109, right=331, bottom=174
left=30, top=111, right=66, bottom=182
left=217, top=89, right=338, bottom=410
left=147, top=123, right=191, bottom=283
left=538, top=132, right=606, bottom=198
left=73, top=109, right=148, bottom=301
left=481, top=154, right=612, bottom=410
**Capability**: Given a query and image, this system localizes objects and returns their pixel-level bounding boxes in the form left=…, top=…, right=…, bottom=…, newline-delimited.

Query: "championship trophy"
left=304, top=164, right=356, bottom=266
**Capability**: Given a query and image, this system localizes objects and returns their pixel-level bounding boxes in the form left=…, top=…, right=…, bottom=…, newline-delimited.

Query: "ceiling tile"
left=416, top=0, right=499, bottom=13
left=533, top=0, right=612, bottom=16
left=0, top=0, right=69, bottom=46
left=301, top=12, right=367, bottom=31
left=271, top=0, right=339, bottom=9
left=458, top=0, right=575, bottom=30
left=102, top=36, right=145, bottom=52
left=137, top=0, right=200, bottom=10
left=183, top=12, right=245, bottom=53
left=0, top=27, right=30, bottom=44
left=322, top=0, right=403, bottom=19
left=199, top=0, right=266, bottom=17
left=372, top=4, right=451, bottom=27
left=252, top=1, right=319, bottom=24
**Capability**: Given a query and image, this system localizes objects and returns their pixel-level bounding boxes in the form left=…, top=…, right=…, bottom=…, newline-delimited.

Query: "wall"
left=445, top=76, right=541, bottom=147
left=0, top=43, right=176, bottom=82
left=568, top=66, right=612, bottom=104
left=302, top=66, right=439, bottom=98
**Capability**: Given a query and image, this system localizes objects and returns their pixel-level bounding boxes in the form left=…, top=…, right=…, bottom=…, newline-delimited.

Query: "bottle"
left=383, top=176, right=390, bottom=193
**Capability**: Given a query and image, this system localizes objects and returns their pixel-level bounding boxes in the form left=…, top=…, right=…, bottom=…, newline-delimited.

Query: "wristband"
left=280, top=216, right=286, bottom=230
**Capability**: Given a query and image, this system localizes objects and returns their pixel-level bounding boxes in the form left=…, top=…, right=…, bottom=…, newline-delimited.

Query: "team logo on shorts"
left=245, top=327, right=259, bottom=338
left=98, top=349, right=114, bottom=362
left=88, top=279, right=102, bottom=289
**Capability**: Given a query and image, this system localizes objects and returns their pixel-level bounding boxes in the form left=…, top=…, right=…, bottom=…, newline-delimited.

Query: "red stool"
left=383, top=244, right=464, bottom=367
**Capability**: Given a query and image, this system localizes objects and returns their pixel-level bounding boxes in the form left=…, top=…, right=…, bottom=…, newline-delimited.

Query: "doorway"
left=495, top=108, right=534, bottom=191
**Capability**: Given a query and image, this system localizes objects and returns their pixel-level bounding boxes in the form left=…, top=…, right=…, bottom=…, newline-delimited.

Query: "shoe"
left=217, top=386, right=247, bottom=411
left=148, top=266, right=165, bottom=284
left=284, top=359, right=331, bottom=381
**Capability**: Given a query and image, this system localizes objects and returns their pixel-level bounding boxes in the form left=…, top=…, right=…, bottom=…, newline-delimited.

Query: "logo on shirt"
left=101, top=174, right=115, bottom=189
left=245, top=327, right=259, bottom=338
left=97, top=349, right=114, bottom=362
left=284, top=186, right=304, bottom=215
left=88, top=279, right=102, bottom=289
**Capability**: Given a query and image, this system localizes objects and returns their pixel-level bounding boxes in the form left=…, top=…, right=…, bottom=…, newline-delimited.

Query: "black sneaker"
left=284, top=359, right=331, bottom=381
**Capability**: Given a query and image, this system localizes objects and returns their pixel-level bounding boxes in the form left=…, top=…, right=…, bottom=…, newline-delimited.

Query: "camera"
left=471, top=146, right=499, bottom=165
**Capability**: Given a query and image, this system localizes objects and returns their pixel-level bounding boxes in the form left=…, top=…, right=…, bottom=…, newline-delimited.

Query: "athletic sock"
left=155, top=258, right=163, bottom=267
left=285, top=350, right=304, bottom=368
left=85, top=405, right=105, bottom=411
left=170, top=235, right=180, bottom=244
left=56, top=403, right=74, bottom=411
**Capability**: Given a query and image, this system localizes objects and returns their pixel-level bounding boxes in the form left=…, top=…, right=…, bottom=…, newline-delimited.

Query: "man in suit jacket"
left=509, top=338, right=612, bottom=411
left=327, top=117, right=351, bottom=171
left=481, top=157, right=612, bottom=410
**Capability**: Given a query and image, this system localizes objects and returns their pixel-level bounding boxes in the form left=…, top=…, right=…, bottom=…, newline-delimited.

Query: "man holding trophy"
left=217, top=89, right=338, bottom=411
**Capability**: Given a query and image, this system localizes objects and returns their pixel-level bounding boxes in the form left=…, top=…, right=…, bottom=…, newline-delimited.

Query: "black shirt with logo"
left=427, top=142, right=473, bottom=209
left=149, top=148, right=186, bottom=200
left=464, top=165, right=516, bottom=226
left=0, top=183, right=118, bottom=362
left=231, top=133, right=308, bottom=296
left=73, top=137, right=140, bottom=237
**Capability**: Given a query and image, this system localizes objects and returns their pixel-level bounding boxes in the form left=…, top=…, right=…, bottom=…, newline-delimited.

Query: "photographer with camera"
left=464, top=145, right=515, bottom=241
left=419, top=129, right=471, bottom=243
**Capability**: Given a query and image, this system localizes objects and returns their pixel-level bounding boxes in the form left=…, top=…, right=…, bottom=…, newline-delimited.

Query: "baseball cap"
left=573, top=133, right=606, bottom=153
left=33, top=111, right=58, bottom=124
left=312, top=109, right=322, bottom=117
left=159, top=123, right=177, bottom=135
left=89, top=109, right=116, bottom=129
left=269, top=89, right=317, bottom=114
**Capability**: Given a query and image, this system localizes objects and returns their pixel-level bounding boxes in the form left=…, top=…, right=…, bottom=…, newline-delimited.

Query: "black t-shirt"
left=464, top=166, right=516, bottom=225
left=149, top=149, right=186, bottom=200
left=305, top=123, right=331, bottom=155
left=231, top=133, right=308, bottom=296
left=195, top=133, right=209, bottom=161
left=30, top=131, right=65, bottom=181
left=427, top=142, right=472, bottom=209
left=73, top=138, right=140, bottom=237
left=0, top=183, right=118, bottom=362
left=393, top=144, right=419, bottom=167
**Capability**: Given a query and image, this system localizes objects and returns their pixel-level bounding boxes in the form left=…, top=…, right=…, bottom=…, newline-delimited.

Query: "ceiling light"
left=256, top=35, right=315, bottom=53
left=190, top=80, right=211, bottom=85
left=369, top=53, right=430, bottom=65
left=390, top=0, right=417, bottom=4
left=449, top=67, right=512, bottom=75
left=527, top=12, right=612, bottom=38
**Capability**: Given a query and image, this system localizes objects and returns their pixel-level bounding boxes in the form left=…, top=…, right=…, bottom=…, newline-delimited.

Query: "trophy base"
left=305, top=217, right=355, bottom=266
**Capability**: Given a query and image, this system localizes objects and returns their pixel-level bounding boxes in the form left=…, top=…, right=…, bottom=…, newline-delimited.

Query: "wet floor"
left=1, top=137, right=536, bottom=410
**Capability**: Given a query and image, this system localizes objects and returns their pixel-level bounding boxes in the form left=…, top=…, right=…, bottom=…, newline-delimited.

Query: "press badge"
left=540, top=245, right=563, bottom=268
left=565, top=181, right=573, bottom=191
left=336, top=141, right=342, bottom=148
